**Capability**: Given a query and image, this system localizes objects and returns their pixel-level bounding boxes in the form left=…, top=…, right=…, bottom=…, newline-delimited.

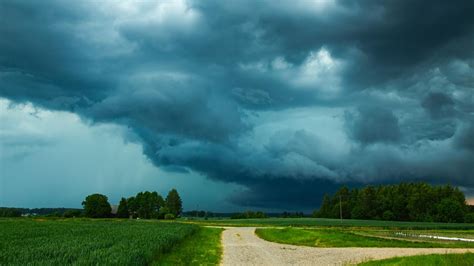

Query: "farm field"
left=186, top=217, right=474, bottom=229
left=255, top=227, right=474, bottom=248
left=3, top=217, right=474, bottom=265
left=0, top=219, right=199, bottom=265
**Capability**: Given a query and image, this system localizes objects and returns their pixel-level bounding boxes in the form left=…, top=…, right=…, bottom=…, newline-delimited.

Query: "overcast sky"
left=1, top=0, right=473, bottom=211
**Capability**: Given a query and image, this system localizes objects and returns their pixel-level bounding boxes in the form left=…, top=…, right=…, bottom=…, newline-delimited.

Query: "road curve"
left=220, top=227, right=474, bottom=266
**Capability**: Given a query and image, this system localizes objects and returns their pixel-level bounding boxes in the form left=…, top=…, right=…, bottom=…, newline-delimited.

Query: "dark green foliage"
left=185, top=210, right=214, bottom=218
left=128, top=191, right=165, bottom=219
left=82, top=194, right=112, bottom=218
left=465, top=213, right=474, bottom=223
left=313, top=183, right=470, bottom=223
left=0, top=208, right=21, bottom=217
left=164, top=213, right=175, bottom=220
left=280, top=211, right=305, bottom=218
left=116, top=197, right=129, bottom=218
left=314, top=194, right=332, bottom=218
left=435, top=198, right=466, bottom=223
left=165, top=189, right=182, bottom=217
left=231, top=211, right=267, bottom=219
left=63, top=209, right=82, bottom=218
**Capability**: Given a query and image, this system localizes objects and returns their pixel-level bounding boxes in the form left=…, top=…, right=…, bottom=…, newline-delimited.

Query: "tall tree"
left=314, top=194, right=332, bottom=218
left=314, top=182, right=471, bottom=223
left=165, top=188, right=182, bottom=217
left=116, top=197, right=129, bottom=218
left=127, top=191, right=164, bottom=219
left=82, top=194, right=111, bottom=218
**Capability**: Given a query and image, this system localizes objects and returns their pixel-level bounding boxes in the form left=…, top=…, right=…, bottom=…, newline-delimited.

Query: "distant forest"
left=314, top=182, right=474, bottom=223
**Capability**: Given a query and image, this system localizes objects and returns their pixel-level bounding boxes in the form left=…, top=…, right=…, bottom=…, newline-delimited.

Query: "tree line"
left=313, top=182, right=474, bottom=223
left=231, top=211, right=267, bottom=219
left=82, top=189, right=182, bottom=219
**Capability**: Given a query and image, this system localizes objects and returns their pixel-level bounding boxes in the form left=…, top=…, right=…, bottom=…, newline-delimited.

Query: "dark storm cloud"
left=1, top=0, right=474, bottom=210
left=422, top=92, right=455, bottom=119
left=345, top=106, right=400, bottom=144
left=454, top=121, right=474, bottom=152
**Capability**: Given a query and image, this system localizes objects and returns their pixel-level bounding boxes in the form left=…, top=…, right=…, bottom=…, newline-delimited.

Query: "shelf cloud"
left=1, top=0, right=473, bottom=209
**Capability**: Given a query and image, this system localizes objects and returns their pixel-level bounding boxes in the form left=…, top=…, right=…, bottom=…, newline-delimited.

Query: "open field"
left=0, top=218, right=199, bottom=265
left=3, top=217, right=474, bottom=265
left=359, top=253, right=474, bottom=266
left=185, top=217, right=474, bottom=229
left=255, top=227, right=474, bottom=248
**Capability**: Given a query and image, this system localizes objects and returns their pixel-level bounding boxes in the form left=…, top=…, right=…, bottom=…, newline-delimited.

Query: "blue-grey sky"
left=1, top=0, right=473, bottom=211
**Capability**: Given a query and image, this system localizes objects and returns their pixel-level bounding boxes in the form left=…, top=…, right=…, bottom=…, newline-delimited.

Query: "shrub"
left=164, top=213, right=175, bottom=220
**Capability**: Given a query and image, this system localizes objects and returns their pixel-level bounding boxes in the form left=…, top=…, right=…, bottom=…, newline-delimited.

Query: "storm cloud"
left=1, top=0, right=473, bottom=210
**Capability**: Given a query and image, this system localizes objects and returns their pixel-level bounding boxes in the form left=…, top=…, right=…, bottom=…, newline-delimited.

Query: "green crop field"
left=255, top=227, right=474, bottom=248
left=185, top=217, right=474, bottom=230
left=0, top=218, right=199, bottom=265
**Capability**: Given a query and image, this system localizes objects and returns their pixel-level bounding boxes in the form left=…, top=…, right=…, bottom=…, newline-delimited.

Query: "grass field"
left=255, top=228, right=474, bottom=248
left=359, top=253, right=474, bottom=266
left=0, top=218, right=199, bottom=265
left=185, top=217, right=474, bottom=229
left=156, top=227, right=223, bottom=265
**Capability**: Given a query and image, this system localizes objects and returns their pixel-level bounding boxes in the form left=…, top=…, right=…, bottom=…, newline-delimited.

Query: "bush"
left=0, top=208, right=21, bottom=217
left=164, top=213, right=175, bottom=220
left=382, top=210, right=395, bottom=221
left=465, top=213, right=474, bottom=223
left=231, top=211, right=267, bottom=219
left=63, top=210, right=82, bottom=218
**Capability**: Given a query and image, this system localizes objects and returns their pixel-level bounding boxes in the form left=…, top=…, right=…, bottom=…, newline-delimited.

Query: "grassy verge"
left=255, top=228, right=474, bottom=248
left=183, top=217, right=474, bottom=230
left=359, top=253, right=474, bottom=266
left=156, top=227, right=223, bottom=265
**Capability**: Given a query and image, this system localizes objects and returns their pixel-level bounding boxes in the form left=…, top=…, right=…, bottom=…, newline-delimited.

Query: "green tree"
left=127, top=191, right=164, bottom=219
left=82, top=194, right=111, bottom=218
left=165, top=188, right=183, bottom=217
left=435, top=198, right=466, bottom=223
left=116, top=197, right=129, bottom=218
left=314, top=194, right=332, bottom=218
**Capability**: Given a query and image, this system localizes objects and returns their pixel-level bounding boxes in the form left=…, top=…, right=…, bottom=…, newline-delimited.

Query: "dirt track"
left=220, top=227, right=474, bottom=265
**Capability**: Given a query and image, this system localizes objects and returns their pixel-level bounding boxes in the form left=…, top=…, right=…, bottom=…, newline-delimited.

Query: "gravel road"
left=220, top=227, right=474, bottom=265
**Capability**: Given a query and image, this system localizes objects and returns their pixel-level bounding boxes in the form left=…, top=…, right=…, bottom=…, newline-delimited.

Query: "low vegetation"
left=231, top=211, right=267, bottom=219
left=255, top=228, right=474, bottom=248
left=314, top=182, right=474, bottom=223
left=187, top=217, right=474, bottom=230
left=0, top=219, right=198, bottom=265
left=156, top=227, right=223, bottom=265
left=359, top=253, right=474, bottom=266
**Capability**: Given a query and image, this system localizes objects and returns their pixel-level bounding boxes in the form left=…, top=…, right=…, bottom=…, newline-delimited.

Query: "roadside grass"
left=183, top=217, right=474, bottom=230
left=255, top=228, right=474, bottom=248
left=0, top=218, right=198, bottom=265
left=359, top=253, right=474, bottom=266
left=155, top=227, right=223, bottom=265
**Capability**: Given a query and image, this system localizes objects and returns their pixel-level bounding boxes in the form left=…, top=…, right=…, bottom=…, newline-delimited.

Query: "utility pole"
left=339, top=194, right=343, bottom=223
